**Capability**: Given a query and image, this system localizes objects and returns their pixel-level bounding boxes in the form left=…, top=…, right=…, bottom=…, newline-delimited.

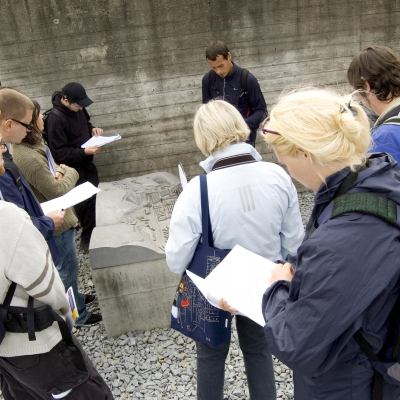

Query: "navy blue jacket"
left=202, top=63, right=266, bottom=143
left=263, top=154, right=400, bottom=399
left=0, top=154, right=59, bottom=264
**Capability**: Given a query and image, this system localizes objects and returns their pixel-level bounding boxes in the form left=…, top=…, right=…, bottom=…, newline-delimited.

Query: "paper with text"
left=178, top=163, right=187, bottom=189
left=81, top=134, right=121, bottom=148
left=186, top=245, right=276, bottom=326
left=41, top=182, right=101, bottom=214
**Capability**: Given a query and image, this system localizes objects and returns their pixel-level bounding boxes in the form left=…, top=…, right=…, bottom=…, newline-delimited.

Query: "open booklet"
left=186, top=245, right=276, bottom=326
left=40, top=182, right=101, bottom=215
left=178, top=162, right=187, bottom=189
left=81, top=134, right=121, bottom=148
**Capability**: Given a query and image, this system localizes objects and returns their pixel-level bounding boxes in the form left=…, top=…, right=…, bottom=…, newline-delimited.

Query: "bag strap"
left=212, top=154, right=256, bottom=171
left=1, top=282, right=17, bottom=312
left=199, top=174, right=213, bottom=247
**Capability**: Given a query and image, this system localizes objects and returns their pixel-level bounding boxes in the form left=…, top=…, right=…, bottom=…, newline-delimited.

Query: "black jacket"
left=46, top=91, right=93, bottom=168
left=202, top=63, right=266, bottom=143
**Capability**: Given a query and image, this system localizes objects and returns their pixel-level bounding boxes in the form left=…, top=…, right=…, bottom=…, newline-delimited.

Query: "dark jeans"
left=0, top=335, right=113, bottom=399
left=74, top=163, right=99, bottom=245
left=196, top=315, right=276, bottom=400
left=53, top=229, right=90, bottom=324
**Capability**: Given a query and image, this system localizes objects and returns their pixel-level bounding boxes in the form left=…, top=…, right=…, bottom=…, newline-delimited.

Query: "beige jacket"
left=11, top=141, right=79, bottom=236
left=0, top=202, right=70, bottom=357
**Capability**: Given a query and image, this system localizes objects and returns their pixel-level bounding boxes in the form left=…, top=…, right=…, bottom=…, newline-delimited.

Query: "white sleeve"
left=165, top=177, right=202, bottom=275
left=279, top=181, right=305, bottom=259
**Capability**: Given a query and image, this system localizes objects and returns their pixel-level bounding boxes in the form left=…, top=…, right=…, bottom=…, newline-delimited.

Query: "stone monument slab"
left=90, top=172, right=181, bottom=337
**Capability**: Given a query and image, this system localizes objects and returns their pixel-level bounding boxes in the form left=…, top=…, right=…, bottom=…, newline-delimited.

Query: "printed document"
left=41, top=182, right=101, bottom=214
left=81, top=134, right=121, bottom=148
left=186, top=245, right=276, bottom=326
left=178, top=163, right=187, bottom=189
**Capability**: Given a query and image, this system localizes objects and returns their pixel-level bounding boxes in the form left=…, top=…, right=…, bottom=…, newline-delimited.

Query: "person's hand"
left=59, top=164, right=68, bottom=169
left=91, top=127, right=103, bottom=137
left=269, top=263, right=295, bottom=286
left=219, top=298, right=238, bottom=313
left=55, top=171, right=64, bottom=181
left=84, top=146, right=101, bottom=155
left=46, top=210, right=66, bottom=230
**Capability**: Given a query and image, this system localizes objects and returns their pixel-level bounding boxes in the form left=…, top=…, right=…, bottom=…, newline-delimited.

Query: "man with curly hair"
left=348, top=45, right=400, bottom=162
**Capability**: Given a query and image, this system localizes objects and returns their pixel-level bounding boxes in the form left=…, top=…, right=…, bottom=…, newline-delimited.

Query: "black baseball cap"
left=62, top=82, right=93, bottom=108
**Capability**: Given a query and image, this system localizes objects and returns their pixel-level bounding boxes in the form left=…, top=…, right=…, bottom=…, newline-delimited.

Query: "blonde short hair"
left=264, top=88, right=371, bottom=171
left=0, top=88, right=34, bottom=122
left=193, top=100, right=250, bottom=156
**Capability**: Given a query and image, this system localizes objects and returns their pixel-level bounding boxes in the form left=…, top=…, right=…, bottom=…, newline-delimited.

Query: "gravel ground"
left=0, top=190, right=314, bottom=400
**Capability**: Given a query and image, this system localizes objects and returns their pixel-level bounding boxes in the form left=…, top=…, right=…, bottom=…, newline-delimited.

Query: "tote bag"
left=171, top=174, right=231, bottom=347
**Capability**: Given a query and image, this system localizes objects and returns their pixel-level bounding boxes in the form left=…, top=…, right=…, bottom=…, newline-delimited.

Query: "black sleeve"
left=83, top=108, right=93, bottom=133
left=46, top=114, right=86, bottom=166
left=244, top=73, right=267, bottom=132
left=202, top=72, right=212, bottom=104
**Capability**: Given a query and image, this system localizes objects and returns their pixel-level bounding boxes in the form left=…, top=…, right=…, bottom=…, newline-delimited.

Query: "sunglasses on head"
left=261, top=117, right=281, bottom=136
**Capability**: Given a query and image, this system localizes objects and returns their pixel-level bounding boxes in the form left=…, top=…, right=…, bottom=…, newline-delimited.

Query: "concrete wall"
left=1, top=0, right=400, bottom=181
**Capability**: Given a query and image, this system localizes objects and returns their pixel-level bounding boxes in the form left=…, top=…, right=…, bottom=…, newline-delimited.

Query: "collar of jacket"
left=313, top=153, right=395, bottom=206
left=199, top=142, right=262, bottom=173
left=223, top=62, right=241, bottom=82
left=374, top=98, right=400, bottom=128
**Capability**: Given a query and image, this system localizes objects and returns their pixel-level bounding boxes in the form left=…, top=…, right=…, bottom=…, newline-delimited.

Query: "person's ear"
left=227, top=52, right=232, bottom=62
left=296, top=147, right=308, bottom=157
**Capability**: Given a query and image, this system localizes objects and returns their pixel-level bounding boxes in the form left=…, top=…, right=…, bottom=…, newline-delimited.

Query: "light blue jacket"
left=165, top=143, right=304, bottom=275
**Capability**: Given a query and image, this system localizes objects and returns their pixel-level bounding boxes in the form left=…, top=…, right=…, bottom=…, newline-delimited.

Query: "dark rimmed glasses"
left=261, top=117, right=280, bottom=136
left=11, top=119, right=33, bottom=132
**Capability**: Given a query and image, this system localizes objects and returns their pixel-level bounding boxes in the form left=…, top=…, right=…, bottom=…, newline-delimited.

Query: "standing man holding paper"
left=46, top=82, right=103, bottom=251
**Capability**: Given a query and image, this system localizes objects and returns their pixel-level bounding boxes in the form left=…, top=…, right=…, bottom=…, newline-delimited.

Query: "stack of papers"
left=81, top=134, right=121, bottom=148
left=41, top=182, right=101, bottom=214
left=187, top=245, right=276, bottom=326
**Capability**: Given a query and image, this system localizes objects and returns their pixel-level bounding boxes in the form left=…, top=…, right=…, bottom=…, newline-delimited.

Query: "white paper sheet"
left=178, top=163, right=187, bottom=189
left=40, top=182, right=101, bottom=214
left=186, top=245, right=276, bottom=326
left=81, top=134, right=121, bottom=148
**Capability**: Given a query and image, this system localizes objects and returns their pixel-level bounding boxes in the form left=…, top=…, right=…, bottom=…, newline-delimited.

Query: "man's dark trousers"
left=74, top=163, right=99, bottom=246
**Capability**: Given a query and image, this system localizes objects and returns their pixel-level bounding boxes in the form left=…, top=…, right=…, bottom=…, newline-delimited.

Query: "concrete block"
left=90, top=172, right=182, bottom=336
left=91, top=258, right=179, bottom=337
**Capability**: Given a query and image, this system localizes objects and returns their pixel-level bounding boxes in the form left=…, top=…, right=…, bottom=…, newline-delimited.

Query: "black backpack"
left=208, top=68, right=254, bottom=116
left=42, top=108, right=69, bottom=144
left=311, top=169, right=400, bottom=400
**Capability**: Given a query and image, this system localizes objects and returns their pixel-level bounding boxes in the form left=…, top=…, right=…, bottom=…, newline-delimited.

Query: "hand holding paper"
left=186, top=245, right=277, bottom=326
left=81, top=134, right=121, bottom=148
left=40, top=182, right=101, bottom=215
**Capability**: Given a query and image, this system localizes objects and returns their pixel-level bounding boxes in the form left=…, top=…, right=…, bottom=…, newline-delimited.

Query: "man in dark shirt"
left=202, top=41, right=267, bottom=147
left=46, top=83, right=102, bottom=251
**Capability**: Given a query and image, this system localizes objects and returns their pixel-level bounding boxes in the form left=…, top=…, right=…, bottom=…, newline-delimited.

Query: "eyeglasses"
left=261, top=117, right=281, bottom=136
left=0, top=138, right=7, bottom=151
left=11, top=119, right=33, bottom=132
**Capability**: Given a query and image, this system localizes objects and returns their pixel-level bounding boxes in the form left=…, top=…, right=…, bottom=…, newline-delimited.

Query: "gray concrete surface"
left=90, top=172, right=181, bottom=337
left=1, top=1, right=400, bottom=182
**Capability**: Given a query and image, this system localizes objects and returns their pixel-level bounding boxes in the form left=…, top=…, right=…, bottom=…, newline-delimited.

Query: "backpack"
left=208, top=68, right=254, bottom=117
left=311, top=169, right=400, bottom=400
left=42, top=108, right=69, bottom=144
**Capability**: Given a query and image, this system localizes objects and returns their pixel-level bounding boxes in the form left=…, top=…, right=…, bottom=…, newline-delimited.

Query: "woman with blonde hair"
left=166, top=100, right=304, bottom=400
left=222, top=88, right=400, bottom=399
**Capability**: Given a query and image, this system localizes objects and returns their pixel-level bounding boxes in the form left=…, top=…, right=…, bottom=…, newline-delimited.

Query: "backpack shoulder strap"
left=240, top=68, right=253, bottom=114
left=50, top=108, right=69, bottom=132
left=208, top=70, right=217, bottom=98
